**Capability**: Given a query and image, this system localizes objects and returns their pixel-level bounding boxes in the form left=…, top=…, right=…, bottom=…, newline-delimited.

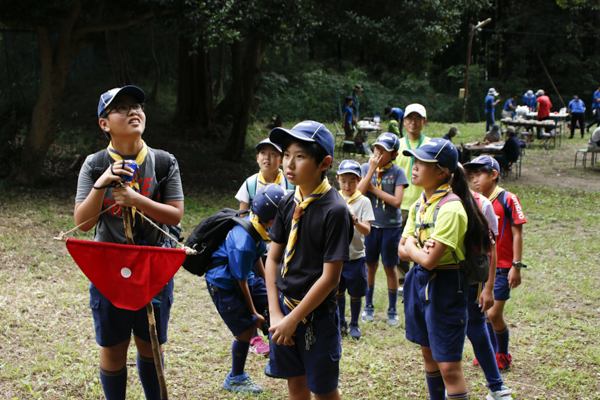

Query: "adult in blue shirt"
left=384, top=106, right=404, bottom=137
left=568, top=95, right=586, bottom=138
left=502, top=96, right=519, bottom=119
left=522, top=90, right=537, bottom=110
left=485, top=88, right=501, bottom=131
left=586, top=85, right=600, bottom=133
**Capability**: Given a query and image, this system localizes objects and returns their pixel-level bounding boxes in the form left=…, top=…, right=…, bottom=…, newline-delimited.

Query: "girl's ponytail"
left=450, top=167, right=492, bottom=254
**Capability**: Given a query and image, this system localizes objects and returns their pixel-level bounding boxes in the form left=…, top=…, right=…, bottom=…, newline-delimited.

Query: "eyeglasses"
left=405, top=116, right=424, bottom=122
left=106, top=103, right=145, bottom=116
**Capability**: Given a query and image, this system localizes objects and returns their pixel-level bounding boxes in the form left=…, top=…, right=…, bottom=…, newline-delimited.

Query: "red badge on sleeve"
left=65, top=239, right=185, bottom=311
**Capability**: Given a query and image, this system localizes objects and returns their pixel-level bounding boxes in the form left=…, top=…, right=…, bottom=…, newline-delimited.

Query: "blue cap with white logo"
left=337, top=160, right=361, bottom=177
left=269, top=120, right=335, bottom=160
left=402, top=137, right=459, bottom=172
left=98, top=86, right=146, bottom=119
left=374, top=132, right=400, bottom=153
left=252, top=184, right=286, bottom=221
left=463, top=155, right=501, bottom=172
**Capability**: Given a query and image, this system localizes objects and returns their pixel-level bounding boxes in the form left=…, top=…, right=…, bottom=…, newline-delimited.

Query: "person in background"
left=522, top=90, right=536, bottom=110
left=385, top=106, right=405, bottom=137
left=495, top=126, right=520, bottom=171
left=342, top=96, right=355, bottom=140
left=534, top=89, right=552, bottom=139
left=349, top=84, right=362, bottom=129
left=568, top=95, right=586, bottom=139
left=484, top=124, right=501, bottom=143
left=502, top=96, right=519, bottom=119
left=586, top=85, right=600, bottom=133
left=443, top=126, right=463, bottom=163
left=587, top=127, right=600, bottom=152
left=485, top=88, right=501, bottom=132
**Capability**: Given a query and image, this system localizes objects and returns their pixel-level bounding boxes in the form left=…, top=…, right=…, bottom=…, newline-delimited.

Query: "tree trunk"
left=15, top=11, right=79, bottom=184
left=174, top=35, right=215, bottom=128
left=148, top=26, right=160, bottom=103
left=223, top=38, right=268, bottom=160
left=106, top=30, right=134, bottom=87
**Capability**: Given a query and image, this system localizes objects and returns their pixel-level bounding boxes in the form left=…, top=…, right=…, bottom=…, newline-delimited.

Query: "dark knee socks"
left=388, top=288, right=398, bottom=310
left=336, top=292, right=346, bottom=322
left=137, top=353, right=164, bottom=400
left=365, top=284, right=375, bottom=306
left=486, top=319, right=497, bottom=352
left=350, top=297, right=362, bottom=324
left=100, top=365, right=127, bottom=400
left=467, top=323, right=503, bottom=392
left=231, top=339, right=250, bottom=377
left=425, top=370, right=445, bottom=400
left=495, top=325, right=510, bottom=355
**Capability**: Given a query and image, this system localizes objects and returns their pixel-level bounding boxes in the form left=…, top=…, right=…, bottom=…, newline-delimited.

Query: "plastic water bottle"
left=374, top=115, right=380, bottom=124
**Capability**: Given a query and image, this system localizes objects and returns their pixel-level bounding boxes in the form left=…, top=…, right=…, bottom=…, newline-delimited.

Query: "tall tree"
left=0, top=0, right=160, bottom=184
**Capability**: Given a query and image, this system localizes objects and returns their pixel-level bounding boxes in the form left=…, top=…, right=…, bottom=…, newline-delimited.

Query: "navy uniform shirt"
left=269, top=188, right=353, bottom=313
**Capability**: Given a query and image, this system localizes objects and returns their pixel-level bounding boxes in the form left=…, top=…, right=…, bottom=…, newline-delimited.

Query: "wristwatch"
left=512, top=261, right=526, bottom=270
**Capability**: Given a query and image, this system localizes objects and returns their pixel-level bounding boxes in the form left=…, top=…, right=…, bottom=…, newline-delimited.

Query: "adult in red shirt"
left=535, top=89, right=553, bottom=139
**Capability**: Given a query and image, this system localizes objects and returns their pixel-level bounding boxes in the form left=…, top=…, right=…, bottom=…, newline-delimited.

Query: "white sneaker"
left=486, top=385, right=513, bottom=400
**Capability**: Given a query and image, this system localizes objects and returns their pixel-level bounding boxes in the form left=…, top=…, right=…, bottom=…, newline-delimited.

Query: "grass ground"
left=1, top=121, right=599, bottom=399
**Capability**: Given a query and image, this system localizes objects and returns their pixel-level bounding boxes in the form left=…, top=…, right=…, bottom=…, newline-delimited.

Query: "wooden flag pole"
left=123, top=207, right=169, bottom=399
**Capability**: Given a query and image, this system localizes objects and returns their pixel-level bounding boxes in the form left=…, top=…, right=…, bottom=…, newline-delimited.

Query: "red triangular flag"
left=65, top=239, right=186, bottom=311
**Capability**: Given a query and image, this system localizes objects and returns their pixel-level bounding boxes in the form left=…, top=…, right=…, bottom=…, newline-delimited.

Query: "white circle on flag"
left=121, top=268, right=132, bottom=278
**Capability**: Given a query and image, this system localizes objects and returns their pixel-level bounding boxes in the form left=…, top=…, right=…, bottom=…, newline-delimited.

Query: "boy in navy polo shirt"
left=358, top=132, right=408, bottom=326
left=266, top=121, right=353, bottom=399
left=335, top=160, right=375, bottom=339
left=206, top=184, right=286, bottom=395
left=75, top=86, right=184, bottom=400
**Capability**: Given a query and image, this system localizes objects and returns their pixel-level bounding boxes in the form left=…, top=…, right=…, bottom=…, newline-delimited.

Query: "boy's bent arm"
left=237, top=279, right=266, bottom=329
left=74, top=192, right=107, bottom=231
left=112, top=186, right=184, bottom=226
left=357, top=154, right=382, bottom=195
left=239, top=201, right=249, bottom=211
left=265, top=242, right=285, bottom=322
left=355, top=220, right=371, bottom=236
left=270, top=260, right=343, bottom=346
left=479, top=244, right=497, bottom=312
left=368, top=184, right=404, bottom=209
left=398, top=236, right=413, bottom=262
left=404, top=236, right=446, bottom=270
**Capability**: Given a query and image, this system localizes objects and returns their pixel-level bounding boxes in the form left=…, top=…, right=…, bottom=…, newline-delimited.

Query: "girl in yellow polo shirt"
left=398, top=138, right=492, bottom=400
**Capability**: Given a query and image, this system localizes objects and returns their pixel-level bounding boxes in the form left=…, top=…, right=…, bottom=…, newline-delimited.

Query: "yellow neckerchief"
left=417, top=183, right=452, bottom=245
left=487, top=185, right=505, bottom=203
left=339, top=189, right=364, bottom=205
left=257, top=169, right=285, bottom=189
left=375, top=161, right=392, bottom=210
left=281, top=179, right=331, bottom=277
left=107, top=140, right=148, bottom=222
left=250, top=212, right=270, bottom=244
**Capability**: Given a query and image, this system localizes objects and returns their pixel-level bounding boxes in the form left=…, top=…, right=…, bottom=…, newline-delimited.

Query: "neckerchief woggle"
left=281, top=179, right=331, bottom=278
left=375, top=162, right=392, bottom=210
left=406, top=134, right=425, bottom=184
left=257, top=169, right=285, bottom=189
left=250, top=212, right=271, bottom=244
left=107, top=140, right=148, bottom=222
left=417, top=183, right=451, bottom=245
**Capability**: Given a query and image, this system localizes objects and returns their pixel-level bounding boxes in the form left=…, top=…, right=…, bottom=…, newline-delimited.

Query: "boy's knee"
left=438, top=361, right=463, bottom=383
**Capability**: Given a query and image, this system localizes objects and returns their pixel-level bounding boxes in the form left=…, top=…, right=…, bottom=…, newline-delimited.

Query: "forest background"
left=1, top=0, right=600, bottom=185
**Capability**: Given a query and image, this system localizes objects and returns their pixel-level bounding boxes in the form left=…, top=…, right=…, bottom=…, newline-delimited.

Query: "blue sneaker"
left=387, top=307, right=399, bottom=326
left=223, top=371, right=263, bottom=395
left=348, top=322, right=362, bottom=340
left=362, top=304, right=374, bottom=322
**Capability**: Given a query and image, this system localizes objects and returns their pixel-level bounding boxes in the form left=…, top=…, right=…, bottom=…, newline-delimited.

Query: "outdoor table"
left=500, top=118, right=561, bottom=148
left=463, top=142, right=504, bottom=162
left=356, top=120, right=382, bottom=137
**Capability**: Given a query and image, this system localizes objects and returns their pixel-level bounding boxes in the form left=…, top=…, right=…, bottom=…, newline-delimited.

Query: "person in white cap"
left=485, top=88, right=501, bottom=132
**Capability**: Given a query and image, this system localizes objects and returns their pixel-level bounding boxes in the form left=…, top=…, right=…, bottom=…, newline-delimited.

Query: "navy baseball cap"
left=255, top=138, right=283, bottom=154
left=337, top=160, right=361, bottom=177
left=270, top=120, right=335, bottom=159
left=253, top=184, right=286, bottom=221
left=402, top=137, right=459, bottom=172
left=463, top=155, right=501, bottom=172
left=374, top=132, right=400, bottom=153
left=98, top=86, right=146, bottom=118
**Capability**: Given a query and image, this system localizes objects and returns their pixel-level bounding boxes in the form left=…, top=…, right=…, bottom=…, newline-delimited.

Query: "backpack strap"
left=90, top=149, right=110, bottom=183
left=245, top=173, right=259, bottom=205
left=496, top=190, right=512, bottom=241
left=152, top=149, right=173, bottom=202
left=232, top=216, right=262, bottom=249
left=431, top=193, right=461, bottom=225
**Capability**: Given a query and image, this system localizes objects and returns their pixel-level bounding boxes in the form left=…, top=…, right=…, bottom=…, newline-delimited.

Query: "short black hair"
left=384, top=106, right=392, bottom=114
left=464, top=164, right=501, bottom=184
left=345, top=96, right=353, bottom=104
left=279, top=136, right=330, bottom=180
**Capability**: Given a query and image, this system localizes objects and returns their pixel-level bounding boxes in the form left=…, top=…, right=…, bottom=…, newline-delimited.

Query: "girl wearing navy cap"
left=399, top=138, right=492, bottom=400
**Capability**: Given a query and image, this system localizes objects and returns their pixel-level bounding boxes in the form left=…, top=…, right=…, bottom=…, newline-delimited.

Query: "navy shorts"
left=364, top=226, right=402, bottom=267
left=494, top=268, right=511, bottom=301
left=467, top=283, right=486, bottom=325
left=338, top=257, right=368, bottom=298
left=404, top=265, right=468, bottom=362
left=207, top=277, right=268, bottom=337
left=89, top=279, right=174, bottom=348
left=268, top=294, right=341, bottom=395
